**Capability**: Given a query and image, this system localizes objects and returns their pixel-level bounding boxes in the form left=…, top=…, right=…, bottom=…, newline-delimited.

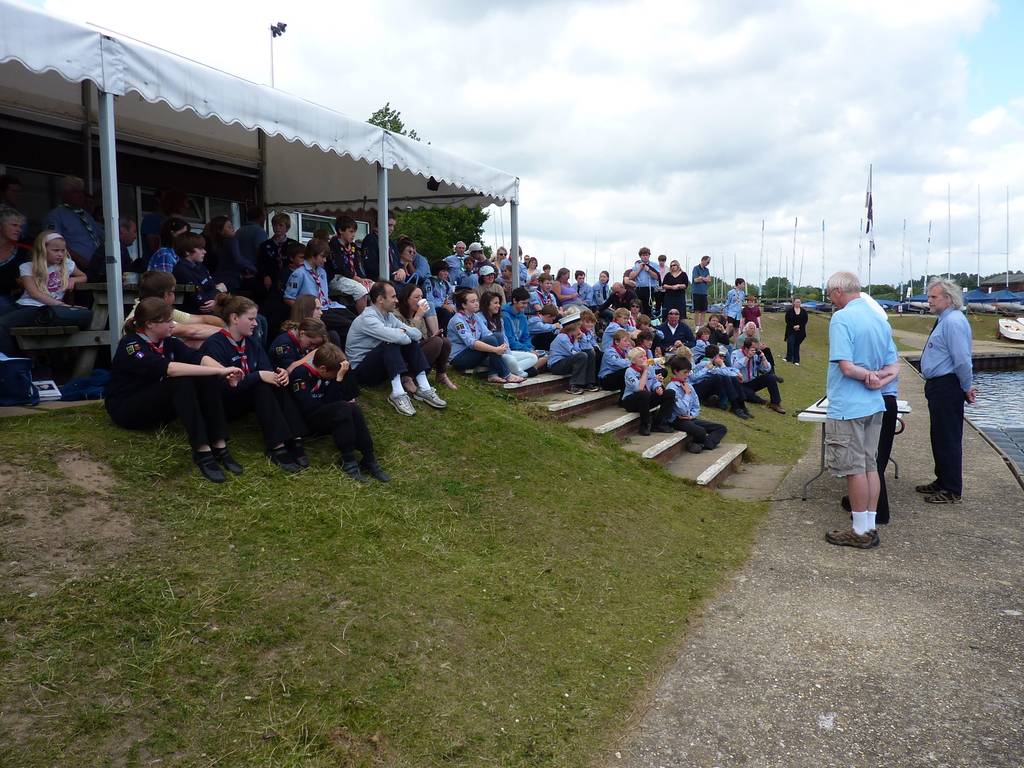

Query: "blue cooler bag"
left=0, top=355, right=39, bottom=406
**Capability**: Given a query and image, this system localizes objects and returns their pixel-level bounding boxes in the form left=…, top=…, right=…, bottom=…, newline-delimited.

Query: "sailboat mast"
left=858, top=218, right=863, bottom=277
left=1008, top=186, right=1012, bottom=289
left=946, top=182, right=951, bottom=279
left=791, top=217, right=797, bottom=291
left=901, top=218, right=906, bottom=298
left=977, top=185, right=981, bottom=288
left=759, top=219, right=765, bottom=295
left=821, top=219, right=826, bottom=300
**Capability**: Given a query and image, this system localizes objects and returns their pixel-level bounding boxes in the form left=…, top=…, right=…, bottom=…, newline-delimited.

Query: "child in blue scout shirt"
left=201, top=294, right=307, bottom=473
left=723, top=278, right=746, bottom=329
left=620, top=347, right=676, bottom=436
left=105, top=297, right=244, bottom=483
left=601, top=307, right=634, bottom=353
left=172, top=232, right=226, bottom=315
left=289, top=342, right=387, bottom=483
left=447, top=288, right=520, bottom=383
left=269, top=317, right=329, bottom=371
left=528, top=303, right=561, bottom=351
left=666, top=356, right=727, bottom=453
left=283, top=238, right=355, bottom=342
left=599, top=329, right=633, bottom=391
left=547, top=310, right=598, bottom=394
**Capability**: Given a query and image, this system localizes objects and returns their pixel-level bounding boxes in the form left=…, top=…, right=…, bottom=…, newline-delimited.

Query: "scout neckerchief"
left=138, top=331, right=165, bottom=357
left=306, top=264, right=327, bottom=304
left=220, top=329, right=249, bottom=374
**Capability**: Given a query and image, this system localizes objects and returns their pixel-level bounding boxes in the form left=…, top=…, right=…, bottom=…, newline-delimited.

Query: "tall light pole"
left=270, top=22, right=287, bottom=88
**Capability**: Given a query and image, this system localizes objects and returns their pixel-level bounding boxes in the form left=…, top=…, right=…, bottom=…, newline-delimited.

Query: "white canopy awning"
left=0, top=0, right=519, bottom=209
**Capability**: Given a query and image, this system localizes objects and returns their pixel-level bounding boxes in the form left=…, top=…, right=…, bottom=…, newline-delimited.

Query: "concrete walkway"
left=614, top=360, right=1024, bottom=767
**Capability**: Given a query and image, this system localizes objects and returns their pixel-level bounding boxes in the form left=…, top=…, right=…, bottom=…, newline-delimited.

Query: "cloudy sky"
left=42, top=0, right=1024, bottom=289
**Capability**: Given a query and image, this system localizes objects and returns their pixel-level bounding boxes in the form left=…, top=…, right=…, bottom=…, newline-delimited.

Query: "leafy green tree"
left=761, top=276, right=792, bottom=300
left=368, top=104, right=488, bottom=259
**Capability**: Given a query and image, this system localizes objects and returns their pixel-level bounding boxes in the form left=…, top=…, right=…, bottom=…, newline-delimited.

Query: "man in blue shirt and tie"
left=823, top=271, right=900, bottom=549
left=916, top=277, right=975, bottom=504
left=629, top=246, right=661, bottom=316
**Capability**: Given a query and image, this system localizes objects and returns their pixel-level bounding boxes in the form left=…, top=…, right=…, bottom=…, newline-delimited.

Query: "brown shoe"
left=768, top=403, right=786, bottom=414
left=825, top=528, right=879, bottom=549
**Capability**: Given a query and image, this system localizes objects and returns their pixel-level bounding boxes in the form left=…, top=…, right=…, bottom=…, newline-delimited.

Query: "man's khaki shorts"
left=825, top=412, right=883, bottom=477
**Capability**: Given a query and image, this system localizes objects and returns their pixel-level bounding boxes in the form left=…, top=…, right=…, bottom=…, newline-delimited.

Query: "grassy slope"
left=0, top=313, right=824, bottom=767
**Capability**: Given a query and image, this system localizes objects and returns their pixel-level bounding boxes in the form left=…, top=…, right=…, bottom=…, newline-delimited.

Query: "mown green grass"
left=0, top=313, right=836, bottom=767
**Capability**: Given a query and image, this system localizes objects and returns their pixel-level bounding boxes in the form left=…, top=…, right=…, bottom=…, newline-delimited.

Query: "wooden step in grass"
left=622, top=430, right=692, bottom=464
left=664, top=442, right=747, bottom=488
left=535, top=389, right=619, bottom=420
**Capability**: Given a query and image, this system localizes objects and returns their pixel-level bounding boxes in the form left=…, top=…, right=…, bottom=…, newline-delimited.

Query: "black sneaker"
left=687, top=443, right=704, bottom=454
left=267, top=447, right=302, bottom=474
left=653, top=423, right=675, bottom=434
left=338, top=458, right=369, bottom=484
left=775, top=376, right=785, bottom=384
left=287, top=439, right=309, bottom=469
left=915, top=481, right=942, bottom=494
left=193, top=450, right=226, bottom=483
left=567, top=385, right=584, bottom=395
left=638, top=424, right=652, bottom=436
left=584, top=384, right=601, bottom=392
left=360, top=460, right=391, bottom=483
left=733, top=409, right=751, bottom=420
left=212, top=447, right=243, bottom=476
left=924, top=489, right=961, bottom=504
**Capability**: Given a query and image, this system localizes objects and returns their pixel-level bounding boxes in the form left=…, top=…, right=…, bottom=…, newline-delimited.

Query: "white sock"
left=852, top=511, right=871, bottom=536
left=415, top=372, right=431, bottom=390
left=865, top=511, right=877, bottom=531
left=390, top=375, right=405, bottom=397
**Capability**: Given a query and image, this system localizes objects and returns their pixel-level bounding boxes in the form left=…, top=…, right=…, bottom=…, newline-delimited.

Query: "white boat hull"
left=997, top=318, right=1024, bottom=342
left=967, top=302, right=998, bottom=314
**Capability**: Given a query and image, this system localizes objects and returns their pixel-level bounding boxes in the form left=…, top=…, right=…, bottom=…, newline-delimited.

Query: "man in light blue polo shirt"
left=629, top=246, right=662, bottom=316
left=823, top=271, right=900, bottom=550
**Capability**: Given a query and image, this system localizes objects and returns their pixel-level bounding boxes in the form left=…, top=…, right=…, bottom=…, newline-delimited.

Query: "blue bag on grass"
left=59, top=369, right=111, bottom=401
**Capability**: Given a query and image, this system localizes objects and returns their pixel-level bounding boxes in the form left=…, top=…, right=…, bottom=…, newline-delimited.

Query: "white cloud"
left=43, top=0, right=1022, bottom=286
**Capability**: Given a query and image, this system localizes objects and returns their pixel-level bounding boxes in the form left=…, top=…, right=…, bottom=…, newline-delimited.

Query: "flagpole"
left=759, top=219, right=765, bottom=296
left=858, top=218, right=863, bottom=277
left=977, top=185, right=981, bottom=288
left=901, top=218, right=906, bottom=299
left=821, top=219, right=826, bottom=300
left=866, top=163, right=874, bottom=296
left=791, top=217, right=797, bottom=292
left=777, top=246, right=783, bottom=299
left=926, top=220, right=932, bottom=287
left=946, top=182, right=951, bottom=279
left=1008, top=186, right=1012, bottom=289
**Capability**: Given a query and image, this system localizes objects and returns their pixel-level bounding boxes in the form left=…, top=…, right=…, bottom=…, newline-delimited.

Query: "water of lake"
left=968, top=369, right=1024, bottom=474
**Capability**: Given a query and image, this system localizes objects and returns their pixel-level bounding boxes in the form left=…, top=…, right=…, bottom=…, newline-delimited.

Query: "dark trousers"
left=673, top=417, right=727, bottom=448
left=621, top=388, right=676, bottom=429
left=761, top=345, right=776, bottom=368
left=636, top=286, right=655, bottom=316
left=354, top=341, right=430, bottom=386
left=435, top=307, right=454, bottom=336
left=451, top=333, right=510, bottom=378
left=420, top=335, right=451, bottom=374
left=600, top=368, right=626, bottom=392
left=0, top=304, right=92, bottom=355
left=531, top=331, right=556, bottom=351
left=875, top=394, right=898, bottom=521
left=925, top=374, right=965, bottom=496
left=742, top=373, right=782, bottom=405
left=786, top=335, right=803, bottom=363
left=694, top=376, right=747, bottom=411
left=323, top=307, right=356, bottom=347
left=107, top=377, right=227, bottom=450
left=303, top=401, right=374, bottom=460
left=548, top=349, right=596, bottom=386
left=224, top=381, right=305, bottom=450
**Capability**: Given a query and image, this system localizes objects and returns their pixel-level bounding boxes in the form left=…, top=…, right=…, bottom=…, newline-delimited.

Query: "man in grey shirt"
left=345, top=281, right=447, bottom=416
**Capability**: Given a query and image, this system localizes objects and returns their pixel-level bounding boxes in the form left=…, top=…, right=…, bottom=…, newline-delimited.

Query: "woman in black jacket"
left=783, top=297, right=809, bottom=364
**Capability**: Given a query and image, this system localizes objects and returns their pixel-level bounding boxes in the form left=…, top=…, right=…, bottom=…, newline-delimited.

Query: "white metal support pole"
left=510, top=196, right=520, bottom=289
left=98, top=90, right=123, bottom=360
left=376, top=164, right=390, bottom=281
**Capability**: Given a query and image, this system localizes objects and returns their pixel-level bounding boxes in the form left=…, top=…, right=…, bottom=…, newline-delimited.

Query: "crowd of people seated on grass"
left=0, top=182, right=795, bottom=482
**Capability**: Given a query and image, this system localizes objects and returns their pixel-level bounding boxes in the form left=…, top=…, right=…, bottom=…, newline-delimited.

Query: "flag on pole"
left=865, top=164, right=875, bottom=268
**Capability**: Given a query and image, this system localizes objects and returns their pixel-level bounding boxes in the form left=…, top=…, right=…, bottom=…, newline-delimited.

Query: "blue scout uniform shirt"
left=826, top=295, right=898, bottom=420
left=499, top=257, right=529, bottom=285
left=599, top=344, right=631, bottom=378
left=575, top=281, right=593, bottom=305
left=622, top=364, right=659, bottom=401
left=269, top=330, right=304, bottom=370
left=632, top=258, right=661, bottom=288
left=529, top=288, right=559, bottom=313
left=528, top=314, right=559, bottom=336
left=724, top=287, right=746, bottom=321
left=601, top=321, right=627, bottom=353
left=920, top=306, right=973, bottom=392
left=424, top=276, right=453, bottom=310
left=693, top=339, right=709, bottom=362
left=200, top=330, right=274, bottom=393
left=729, top=348, right=772, bottom=382
left=105, top=333, right=202, bottom=400
left=590, top=281, right=611, bottom=306
left=284, top=263, right=344, bottom=310
left=691, top=264, right=710, bottom=295
left=666, top=380, right=700, bottom=420
left=548, top=332, right=581, bottom=366
left=577, top=329, right=597, bottom=351
left=447, top=311, right=493, bottom=358
left=444, top=254, right=467, bottom=284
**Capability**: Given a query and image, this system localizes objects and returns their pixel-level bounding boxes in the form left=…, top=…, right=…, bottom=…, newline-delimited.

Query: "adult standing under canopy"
left=629, top=247, right=661, bottom=316
left=916, top=277, right=975, bottom=504
left=43, top=176, right=104, bottom=275
left=691, top=255, right=712, bottom=327
left=822, top=271, right=899, bottom=549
